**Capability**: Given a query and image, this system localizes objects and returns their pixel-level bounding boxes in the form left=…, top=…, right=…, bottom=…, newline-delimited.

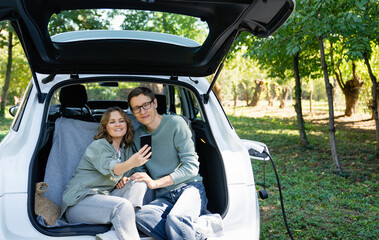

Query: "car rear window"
left=48, top=9, right=209, bottom=45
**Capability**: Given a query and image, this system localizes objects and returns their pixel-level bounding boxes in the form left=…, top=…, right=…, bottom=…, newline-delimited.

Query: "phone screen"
left=140, top=134, right=152, bottom=158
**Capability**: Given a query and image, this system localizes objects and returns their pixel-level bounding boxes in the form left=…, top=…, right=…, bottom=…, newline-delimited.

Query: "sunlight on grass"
left=255, top=129, right=300, bottom=136
left=308, top=130, right=325, bottom=136
left=223, top=101, right=378, bottom=240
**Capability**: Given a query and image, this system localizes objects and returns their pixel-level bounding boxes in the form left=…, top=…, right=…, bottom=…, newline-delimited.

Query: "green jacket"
left=60, top=138, right=134, bottom=218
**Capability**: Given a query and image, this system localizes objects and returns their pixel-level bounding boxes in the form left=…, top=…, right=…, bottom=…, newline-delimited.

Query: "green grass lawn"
left=1, top=101, right=378, bottom=239
left=0, top=106, right=13, bottom=141
left=224, top=101, right=378, bottom=239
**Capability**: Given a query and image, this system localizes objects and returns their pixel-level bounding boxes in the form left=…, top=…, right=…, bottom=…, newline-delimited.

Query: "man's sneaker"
left=95, top=230, right=119, bottom=240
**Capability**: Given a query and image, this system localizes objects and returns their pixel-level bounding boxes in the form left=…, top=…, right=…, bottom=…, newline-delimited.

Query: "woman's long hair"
left=94, top=107, right=134, bottom=147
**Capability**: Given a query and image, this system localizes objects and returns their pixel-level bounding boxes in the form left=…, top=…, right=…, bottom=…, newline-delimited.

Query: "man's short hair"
left=128, top=87, right=156, bottom=106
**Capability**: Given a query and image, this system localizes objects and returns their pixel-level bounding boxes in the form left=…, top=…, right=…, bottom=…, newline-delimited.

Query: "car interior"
left=29, top=80, right=229, bottom=236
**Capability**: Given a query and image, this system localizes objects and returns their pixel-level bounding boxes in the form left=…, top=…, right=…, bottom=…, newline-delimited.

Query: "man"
left=127, top=87, right=209, bottom=240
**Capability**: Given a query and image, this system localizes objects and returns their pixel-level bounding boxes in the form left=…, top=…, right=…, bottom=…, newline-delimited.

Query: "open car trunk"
left=0, top=0, right=295, bottom=77
left=28, top=80, right=228, bottom=236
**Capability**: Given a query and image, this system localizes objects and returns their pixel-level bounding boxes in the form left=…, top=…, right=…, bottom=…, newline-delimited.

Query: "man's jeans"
left=135, top=181, right=208, bottom=240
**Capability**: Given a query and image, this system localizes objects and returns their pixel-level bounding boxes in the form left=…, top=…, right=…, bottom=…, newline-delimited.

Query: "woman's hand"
left=115, top=176, right=129, bottom=189
left=129, top=144, right=151, bottom=168
left=113, top=145, right=151, bottom=176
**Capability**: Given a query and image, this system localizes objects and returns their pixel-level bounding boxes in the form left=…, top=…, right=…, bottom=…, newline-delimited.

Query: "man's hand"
left=115, top=176, right=129, bottom=189
left=130, top=172, right=158, bottom=189
left=131, top=172, right=174, bottom=190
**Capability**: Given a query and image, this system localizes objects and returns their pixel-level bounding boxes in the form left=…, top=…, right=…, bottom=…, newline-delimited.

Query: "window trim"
left=11, top=82, right=33, bottom=131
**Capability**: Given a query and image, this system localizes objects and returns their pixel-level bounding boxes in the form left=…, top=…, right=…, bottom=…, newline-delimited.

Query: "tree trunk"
left=279, top=87, right=289, bottom=109
left=249, top=80, right=264, bottom=107
left=371, top=88, right=379, bottom=120
left=142, top=83, right=162, bottom=94
left=317, top=35, right=342, bottom=173
left=213, top=82, right=222, bottom=103
left=241, top=82, right=249, bottom=106
left=266, top=82, right=273, bottom=106
left=309, top=89, right=313, bottom=113
left=330, top=42, right=338, bottom=110
left=344, top=91, right=359, bottom=116
left=363, top=52, right=379, bottom=157
left=233, top=95, right=238, bottom=109
left=333, top=77, right=338, bottom=110
left=272, top=82, right=280, bottom=103
left=343, top=63, right=363, bottom=116
left=0, top=31, right=13, bottom=119
left=293, top=53, right=309, bottom=147
left=334, top=62, right=363, bottom=116
left=232, top=84, right=238, bottom=109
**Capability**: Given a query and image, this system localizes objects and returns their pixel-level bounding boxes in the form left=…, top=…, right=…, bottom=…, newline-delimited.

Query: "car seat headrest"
left=155, top=94, right=167, bottom=115
left=59, top=85, right=88, bottom=108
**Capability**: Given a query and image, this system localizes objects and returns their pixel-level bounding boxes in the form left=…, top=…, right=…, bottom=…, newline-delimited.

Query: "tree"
left=340, top=0, right=379, bottom=156
left=49, top=9, right=110, bottom=35
left=309, top=0, right=342, bottom=173
left=249, top=80, right=265, bottom=107
left=335, top=62, right=363, bottom=116
left=0, top=22, right=15, bottom=119
left=317, top=33, right=341, bottom=172
left=220, top=48, right=268, bottom=107
left=279, top=86, right=290, bottom=109
left=238, top=6, right=314, bottom=147
left=116, top=10, right=208, bottom=43
left=293, top=52, right=309, bottom=146
left=364, top=51, right=379, bottom=156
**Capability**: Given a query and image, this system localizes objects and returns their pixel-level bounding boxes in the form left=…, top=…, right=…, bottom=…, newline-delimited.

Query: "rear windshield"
left=49, top=81, right=204, bottom=122
left=48, top=9, right=209, bottom=45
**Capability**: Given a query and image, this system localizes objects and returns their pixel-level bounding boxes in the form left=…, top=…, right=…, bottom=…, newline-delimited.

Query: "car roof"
left=0, top=0, right=294, bottom=77
left=51, top=31, right=201, bottom=48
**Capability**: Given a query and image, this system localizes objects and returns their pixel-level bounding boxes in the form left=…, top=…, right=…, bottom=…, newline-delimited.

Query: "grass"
left=1, top=101, right=378, bottom=239
left=0, top=106, right=13, bottom=141
left=224, top=100, right=378, bottom=239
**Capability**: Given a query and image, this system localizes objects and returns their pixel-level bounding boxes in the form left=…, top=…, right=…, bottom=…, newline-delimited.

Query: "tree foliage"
left=0, top=21, right=31, bottom=118
left=48, top=9, right=110, bottom=35
left=114, top=10, right=208, bottom=44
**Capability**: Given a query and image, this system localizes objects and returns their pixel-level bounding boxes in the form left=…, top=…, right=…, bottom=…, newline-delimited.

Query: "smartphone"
left=140, top=134, right=152, bottom=158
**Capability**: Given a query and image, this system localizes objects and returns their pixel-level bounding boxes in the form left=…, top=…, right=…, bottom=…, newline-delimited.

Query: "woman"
left=60, top=107, right=151, bottom=240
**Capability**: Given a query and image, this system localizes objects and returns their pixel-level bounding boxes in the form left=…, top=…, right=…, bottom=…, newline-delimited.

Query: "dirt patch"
left=303, top=110, right=375, bottom=131
left=223, top=100, right=376, bottom=131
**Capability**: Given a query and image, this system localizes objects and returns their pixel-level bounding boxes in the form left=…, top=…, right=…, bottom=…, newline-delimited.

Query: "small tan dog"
left=35, top=182, right=61, bottom=226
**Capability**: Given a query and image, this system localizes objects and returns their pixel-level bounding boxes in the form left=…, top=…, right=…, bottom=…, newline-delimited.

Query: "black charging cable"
left=262, top=148, right=294, bottom=240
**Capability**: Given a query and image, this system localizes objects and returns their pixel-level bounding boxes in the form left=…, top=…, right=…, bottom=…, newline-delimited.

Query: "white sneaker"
left=96, top=230, right=119, bottom=240
left=193, top=214, right=224, bottom=238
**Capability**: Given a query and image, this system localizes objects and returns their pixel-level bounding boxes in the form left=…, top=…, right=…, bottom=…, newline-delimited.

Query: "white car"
left=0, top=0, right=294, bottom=239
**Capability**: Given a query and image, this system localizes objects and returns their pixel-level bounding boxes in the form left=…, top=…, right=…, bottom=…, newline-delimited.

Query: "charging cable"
left=263, top=148, right=294, bottom=240
left=243, top=140, right=295, bottom=239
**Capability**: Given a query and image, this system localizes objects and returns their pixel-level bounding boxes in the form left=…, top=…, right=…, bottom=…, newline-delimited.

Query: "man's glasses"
left=130, top=100, right=154, bottom=114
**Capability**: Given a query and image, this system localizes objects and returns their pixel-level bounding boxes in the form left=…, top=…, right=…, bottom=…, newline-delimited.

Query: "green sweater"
left=134, top=114, right=203, bottom=197
left=60, top=138, right=134, bottom=218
